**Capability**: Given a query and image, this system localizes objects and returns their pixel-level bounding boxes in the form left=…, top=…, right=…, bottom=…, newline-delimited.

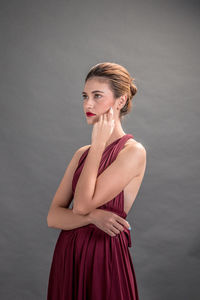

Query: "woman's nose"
left=85, top=98, right=95, bottom=107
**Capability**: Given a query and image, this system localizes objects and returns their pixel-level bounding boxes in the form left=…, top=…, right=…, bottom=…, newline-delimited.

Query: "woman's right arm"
left=47, top=145, right=130, bottom=235
left=47, top=145, right=93, bottom=230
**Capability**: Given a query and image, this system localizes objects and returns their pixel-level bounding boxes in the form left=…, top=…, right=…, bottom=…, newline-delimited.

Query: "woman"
left=47, top=62, right=146, bottom=299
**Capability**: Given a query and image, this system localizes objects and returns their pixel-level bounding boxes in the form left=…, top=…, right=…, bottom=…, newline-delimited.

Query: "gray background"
left=1, top=0, right=199, bottom=299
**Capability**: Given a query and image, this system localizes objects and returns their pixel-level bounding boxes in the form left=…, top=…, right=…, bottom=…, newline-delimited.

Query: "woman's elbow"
left=47, top=212, right=54, bottom=227
left=72, top=206, right=89, bottom=216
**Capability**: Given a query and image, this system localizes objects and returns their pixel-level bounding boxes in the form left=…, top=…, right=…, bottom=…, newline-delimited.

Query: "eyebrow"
left=82, top=90, right=105, bottom=95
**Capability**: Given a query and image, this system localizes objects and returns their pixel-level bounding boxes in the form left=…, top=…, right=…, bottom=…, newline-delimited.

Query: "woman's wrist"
left=91, top=141, right=106, bottom=152
left=87, top=210, right=96, bottom=224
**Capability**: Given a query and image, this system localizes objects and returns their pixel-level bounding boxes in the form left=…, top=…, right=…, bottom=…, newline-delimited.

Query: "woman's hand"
left=88, top=208, right=130, bottom=237
left=91, top=106, right=115, bottom=147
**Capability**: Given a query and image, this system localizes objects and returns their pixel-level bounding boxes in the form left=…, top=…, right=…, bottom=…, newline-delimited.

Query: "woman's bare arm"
left=73, top=143, right=105, bottom=214
left=46, top=142, right=132, bottom=232
left=47, top=144, right=95, bottom=230
left=73, top=142, right=146, bottom=215
left=47, top=206, right=93, bottom=230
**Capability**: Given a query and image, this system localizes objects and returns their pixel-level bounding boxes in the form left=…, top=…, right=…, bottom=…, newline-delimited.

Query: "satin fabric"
left=47, top=134, right=139, bottom=299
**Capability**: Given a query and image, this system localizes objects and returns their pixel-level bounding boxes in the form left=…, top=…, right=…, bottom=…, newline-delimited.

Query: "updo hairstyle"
left=84, top=62, right=137, bottom=119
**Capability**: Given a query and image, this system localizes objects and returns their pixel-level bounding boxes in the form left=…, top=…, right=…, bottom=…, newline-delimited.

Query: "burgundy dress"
left=47, top=134, right=139, bottom=300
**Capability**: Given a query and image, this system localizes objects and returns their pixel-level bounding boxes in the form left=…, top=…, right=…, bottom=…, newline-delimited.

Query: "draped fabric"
left=47, top=134, right=139, bottom=299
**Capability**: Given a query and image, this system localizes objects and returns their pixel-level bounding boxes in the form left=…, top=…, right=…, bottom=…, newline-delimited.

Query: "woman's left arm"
left=73, top=142, right=146, bottom=215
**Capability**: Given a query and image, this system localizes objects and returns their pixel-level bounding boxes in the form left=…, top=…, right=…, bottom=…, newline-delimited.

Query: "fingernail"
left=128, top=226, right=131, bottom=230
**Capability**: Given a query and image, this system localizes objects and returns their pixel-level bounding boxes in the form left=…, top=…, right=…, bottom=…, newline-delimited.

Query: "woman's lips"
left=86, top=112, right=96, bottom=117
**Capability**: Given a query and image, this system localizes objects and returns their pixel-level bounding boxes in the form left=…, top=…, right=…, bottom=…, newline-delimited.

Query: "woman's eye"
left=82, top=94, right=102, bottom=100
left=94, top=94, right=102, bottom=98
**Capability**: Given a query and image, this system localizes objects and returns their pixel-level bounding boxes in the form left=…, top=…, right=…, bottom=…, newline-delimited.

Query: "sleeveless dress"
left=47, top=134, right=139, bottom=300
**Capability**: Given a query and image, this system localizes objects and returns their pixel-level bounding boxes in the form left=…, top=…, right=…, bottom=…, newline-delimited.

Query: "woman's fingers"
left=112, top=222, right=124, bottom=233
left=106, top=107, right=112, bottom=122
left=106, top=229, right=116, bottom=236
left=99, top=114, right=101, bottom=121
left=109, top=108, right=114, bottom=125
left=115, top=215, right=130, bottom=230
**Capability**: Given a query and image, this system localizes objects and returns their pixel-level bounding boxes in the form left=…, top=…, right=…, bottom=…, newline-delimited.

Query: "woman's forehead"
left=84, top=77, right=111, bottom=92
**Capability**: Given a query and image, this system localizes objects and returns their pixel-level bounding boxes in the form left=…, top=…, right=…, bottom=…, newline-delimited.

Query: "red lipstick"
left=86, top=112, right=96, bottom=117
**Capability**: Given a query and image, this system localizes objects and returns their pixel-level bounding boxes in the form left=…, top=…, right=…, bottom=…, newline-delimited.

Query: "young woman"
left=47, top=62, right=146, bottom=299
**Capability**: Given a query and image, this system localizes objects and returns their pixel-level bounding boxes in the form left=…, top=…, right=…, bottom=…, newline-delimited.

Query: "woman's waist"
left=61, top=222, right=132, bottom=248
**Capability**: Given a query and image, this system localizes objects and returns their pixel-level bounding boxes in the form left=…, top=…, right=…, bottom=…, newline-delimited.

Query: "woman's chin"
left=86, top=116, right=98, bottom=124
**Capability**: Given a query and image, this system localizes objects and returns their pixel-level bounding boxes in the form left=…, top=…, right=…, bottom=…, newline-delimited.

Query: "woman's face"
left=82, top=77, right=117, bottom=124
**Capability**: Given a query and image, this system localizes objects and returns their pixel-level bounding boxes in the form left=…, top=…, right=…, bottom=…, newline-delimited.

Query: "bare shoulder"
left=121, top=137, right=146, bottom=158
left=73, top=144, right=91, bottom=165
left=75, top=144, right=91, bottom=157
left=117, top=137, right=146, bottom=176
left=116, top=139, right=146, bottom=176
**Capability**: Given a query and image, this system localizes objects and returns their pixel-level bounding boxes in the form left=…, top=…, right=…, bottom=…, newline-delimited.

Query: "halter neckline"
left=103, top=134, right=133, bottom=152
left=77, top=133, right=134, bottom=167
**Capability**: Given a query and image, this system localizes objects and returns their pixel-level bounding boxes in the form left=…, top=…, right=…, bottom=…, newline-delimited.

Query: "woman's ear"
left=119, top=95, right=127, bottom=109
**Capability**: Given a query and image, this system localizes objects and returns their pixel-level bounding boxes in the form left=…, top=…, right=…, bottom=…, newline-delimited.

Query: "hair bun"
left=130, top=82, right=137, bottom=97
left=85, top=62, right=138, bottom=119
